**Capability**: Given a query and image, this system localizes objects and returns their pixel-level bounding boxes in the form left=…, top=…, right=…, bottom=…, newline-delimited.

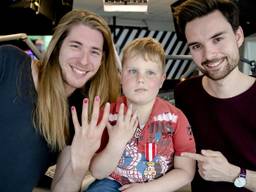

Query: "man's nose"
left=80, top=50, right=89, bottom=65
left=203, top=44, right=217, bottom=61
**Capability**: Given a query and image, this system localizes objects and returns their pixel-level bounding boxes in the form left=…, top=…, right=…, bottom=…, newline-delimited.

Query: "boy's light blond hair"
left=121, top=37, right=166, bottom=72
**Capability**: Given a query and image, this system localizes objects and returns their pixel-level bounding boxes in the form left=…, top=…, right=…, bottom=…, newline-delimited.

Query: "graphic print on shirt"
left=109, top=112, right=177, bottom=184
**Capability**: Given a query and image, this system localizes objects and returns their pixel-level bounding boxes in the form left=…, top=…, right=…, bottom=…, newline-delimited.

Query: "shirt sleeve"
left=0, top=44, right=30, bottom=83
left=173, top=109, right=196, bottom=155
left=0, top=45, right=8, bottom=82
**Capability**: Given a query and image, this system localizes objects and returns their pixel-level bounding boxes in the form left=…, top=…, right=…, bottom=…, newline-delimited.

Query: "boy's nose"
left=136, top=73, right=145, bottom=83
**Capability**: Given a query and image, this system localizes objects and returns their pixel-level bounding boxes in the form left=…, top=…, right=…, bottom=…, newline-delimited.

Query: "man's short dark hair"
left=173, top=0, right=240, bottom=38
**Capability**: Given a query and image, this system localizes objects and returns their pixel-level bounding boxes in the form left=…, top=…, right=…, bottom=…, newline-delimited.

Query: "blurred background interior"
left=1, top=0, right=256, bottom=191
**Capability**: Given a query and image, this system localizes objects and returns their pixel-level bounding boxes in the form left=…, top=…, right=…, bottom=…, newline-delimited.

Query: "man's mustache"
left=202, top=58, right=223, bottom=66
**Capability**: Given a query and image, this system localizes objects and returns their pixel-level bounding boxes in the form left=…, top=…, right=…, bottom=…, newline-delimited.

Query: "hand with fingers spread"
left=89, top=103, right=138, bottom=179
left=51, top=96, right=110, bottom=192
left=182, top=150, right=239, bottom=182
left=70, top=96, right=110, bottom=172
left=107, top=103, right=138, bottom=147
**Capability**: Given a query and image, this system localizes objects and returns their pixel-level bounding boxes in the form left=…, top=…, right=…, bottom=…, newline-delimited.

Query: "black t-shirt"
left=0, top=45, right=58, bottom=191
left=174, top=76, right=256, bottom=192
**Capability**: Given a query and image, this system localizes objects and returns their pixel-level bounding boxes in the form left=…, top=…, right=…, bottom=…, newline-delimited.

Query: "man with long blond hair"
left=0, top=9, right=120, bottom=192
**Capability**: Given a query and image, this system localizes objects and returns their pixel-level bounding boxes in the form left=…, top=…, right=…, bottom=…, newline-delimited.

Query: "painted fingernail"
left=83, top=98, right=88, bottom=104
left=95, top=96, right=100, bottom=101
left=71, top=106, right=75, bottom=111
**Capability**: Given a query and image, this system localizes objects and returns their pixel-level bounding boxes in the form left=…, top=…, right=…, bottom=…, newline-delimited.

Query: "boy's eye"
left=128, top=69, right=137, bottom=74
left=147, top=71, right=155, bottom=76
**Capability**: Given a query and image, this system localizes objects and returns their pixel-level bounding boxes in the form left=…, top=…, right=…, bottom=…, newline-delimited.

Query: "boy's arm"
left=90, top=137, right=128, bottom=179
left=119, top=155, right=195, bottom=192
left=90, top=103, right=138, bottom=179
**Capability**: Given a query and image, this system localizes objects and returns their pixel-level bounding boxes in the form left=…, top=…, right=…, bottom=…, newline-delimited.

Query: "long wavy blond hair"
left=35, top=9, right=120, bottom=151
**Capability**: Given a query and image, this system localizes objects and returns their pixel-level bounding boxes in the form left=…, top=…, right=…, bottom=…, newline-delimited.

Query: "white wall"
left=242, top=34, right=256, bottom=75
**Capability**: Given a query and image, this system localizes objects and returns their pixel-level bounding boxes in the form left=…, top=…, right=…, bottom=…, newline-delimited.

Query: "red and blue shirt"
left=101, top=96, right=195, bottom=185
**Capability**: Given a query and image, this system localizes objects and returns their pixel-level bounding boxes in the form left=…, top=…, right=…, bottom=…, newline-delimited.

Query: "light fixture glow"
left=103, top=0, right=148, bottom=12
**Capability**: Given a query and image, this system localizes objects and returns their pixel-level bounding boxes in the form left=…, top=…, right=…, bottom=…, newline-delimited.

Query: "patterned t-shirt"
left=102, top=96, right=195, bottom=185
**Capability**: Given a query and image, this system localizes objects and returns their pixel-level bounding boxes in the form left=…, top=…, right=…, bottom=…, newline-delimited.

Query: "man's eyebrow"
left=187, top=42, right=198, bottom=47
left=91, top=46, right=103, bottom=52
left=187, top=32, right=225, bottom=47
left=211, top=31, right=225, bottom=39
left=69, top=40, right=103, bottom=51
left=69, top=40, right=82, bottom=45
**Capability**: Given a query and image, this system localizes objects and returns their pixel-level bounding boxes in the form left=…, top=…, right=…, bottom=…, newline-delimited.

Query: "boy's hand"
left=107, top=103, right=138, bottom=146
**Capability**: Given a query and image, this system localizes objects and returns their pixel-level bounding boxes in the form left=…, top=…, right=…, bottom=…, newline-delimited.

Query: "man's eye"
left=213, top=37, right=223, bottom=43
left=91, top=50, right=101, bottom=56
left=190, top=44, right=201, bottom=50
left=70, top=44, right=80, bottom=48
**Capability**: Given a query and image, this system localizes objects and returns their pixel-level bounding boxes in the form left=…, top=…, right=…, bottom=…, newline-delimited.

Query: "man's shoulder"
left=175, top=76, right=202, bottom=92
left=0, top=44, right=29, bottom=64
left=0, top=44, right=24, bottom=54
left=178, top=75, right=202, bottom=85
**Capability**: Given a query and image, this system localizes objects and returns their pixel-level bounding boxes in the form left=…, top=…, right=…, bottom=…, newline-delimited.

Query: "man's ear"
left=235, top=26, right=244, bottom=48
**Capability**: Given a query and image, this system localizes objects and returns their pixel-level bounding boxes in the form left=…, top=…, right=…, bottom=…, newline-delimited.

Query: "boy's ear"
left=160, top=73, right=166, bottom=88
left=120, top=71, right=123, bottom=85
left=118, top=69, right=122, bottom=83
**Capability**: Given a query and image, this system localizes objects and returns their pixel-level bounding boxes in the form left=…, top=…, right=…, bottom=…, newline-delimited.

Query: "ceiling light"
left=103, top=0, right=148, bottom=12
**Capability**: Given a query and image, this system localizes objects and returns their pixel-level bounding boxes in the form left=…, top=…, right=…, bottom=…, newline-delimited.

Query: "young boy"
left=87, top=37, right=196, bottom=192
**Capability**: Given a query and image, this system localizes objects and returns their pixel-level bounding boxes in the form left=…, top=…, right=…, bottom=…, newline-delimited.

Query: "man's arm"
left=51, top=146, right=88, bottom=192
left=182, top=150, right=256, bottom=191
left=51, top=97, right=110, bottom=192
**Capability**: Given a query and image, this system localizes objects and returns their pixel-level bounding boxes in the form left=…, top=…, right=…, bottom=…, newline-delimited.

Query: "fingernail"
left=83, top=98, right=88, bottom=104
left=71, top=106, right=75, bottom=111
left=95, top=96, right=100, bottom=101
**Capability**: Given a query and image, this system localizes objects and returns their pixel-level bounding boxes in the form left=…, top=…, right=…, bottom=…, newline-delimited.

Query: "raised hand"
left=106, top=103, right=138, bottom=146
left=70, top=96, right=110, bottom=172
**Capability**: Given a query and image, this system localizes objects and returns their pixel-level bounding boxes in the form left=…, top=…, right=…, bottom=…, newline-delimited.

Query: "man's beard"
left=198, top=57, right=238, bottom=80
